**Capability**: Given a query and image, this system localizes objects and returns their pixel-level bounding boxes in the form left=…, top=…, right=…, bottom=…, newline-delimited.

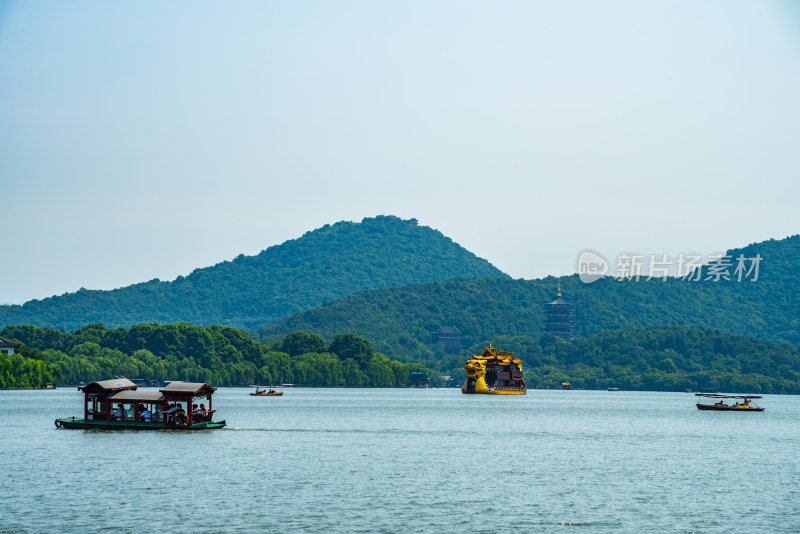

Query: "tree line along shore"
left=3, top=323, right=800, bottom=394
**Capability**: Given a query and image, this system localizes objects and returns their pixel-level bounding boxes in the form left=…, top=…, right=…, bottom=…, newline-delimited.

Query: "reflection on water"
left=1, top=388, right=799, bottom=532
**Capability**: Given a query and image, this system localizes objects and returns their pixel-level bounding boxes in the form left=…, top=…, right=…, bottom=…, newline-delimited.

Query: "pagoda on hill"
left=430, top=325, right=463, bottom=356
left=545, top=281, right=574, bottom=340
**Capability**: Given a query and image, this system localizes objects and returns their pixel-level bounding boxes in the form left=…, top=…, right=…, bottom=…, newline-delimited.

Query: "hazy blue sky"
left=2, top=1, right=799, bottom=304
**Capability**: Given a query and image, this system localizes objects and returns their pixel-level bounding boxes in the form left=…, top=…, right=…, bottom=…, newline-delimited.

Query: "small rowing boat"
left=250, top=386, right=283, bottom=396
left=695, top=394, right=764, bottom=412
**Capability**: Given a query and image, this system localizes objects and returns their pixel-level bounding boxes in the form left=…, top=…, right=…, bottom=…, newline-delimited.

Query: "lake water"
left=1, top=388, right=798, bottom=533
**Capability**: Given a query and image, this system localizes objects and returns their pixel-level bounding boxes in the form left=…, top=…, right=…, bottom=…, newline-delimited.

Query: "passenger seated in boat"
left=174, top=404, right=188, bottom=425
left=112, top=403, right=124, bottom=420
left=198, top=403, right=208, bottom=422
left=140, top=404, right=152, bottom=422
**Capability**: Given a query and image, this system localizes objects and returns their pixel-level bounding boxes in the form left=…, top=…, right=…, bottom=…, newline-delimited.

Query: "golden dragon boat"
left=462, top=345, right=526, bottom=395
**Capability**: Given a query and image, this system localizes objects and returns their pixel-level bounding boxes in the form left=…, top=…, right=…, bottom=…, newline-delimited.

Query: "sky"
left=1, top=1, right=799, bottom=305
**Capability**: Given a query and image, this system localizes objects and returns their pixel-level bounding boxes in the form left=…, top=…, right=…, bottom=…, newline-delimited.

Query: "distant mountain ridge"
left=256, top=234, right=800, bottom=359
left=0, top=215, right=508, bottom=331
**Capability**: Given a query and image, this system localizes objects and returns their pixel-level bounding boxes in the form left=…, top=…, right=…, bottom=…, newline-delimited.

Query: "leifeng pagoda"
left=545, top=281, right=574, bottom=340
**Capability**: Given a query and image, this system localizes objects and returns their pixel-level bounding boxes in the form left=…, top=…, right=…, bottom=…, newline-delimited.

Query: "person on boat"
left=166, top=403, right=177, bottom=424
left=140, top=404, right=152, bottom=422
left=191, top=404, right=201, bottom=424
left=112, top=403, right=124, bottom=420
left=268, top=389, right=274, bottom=394
left=198, top=403, right=208, bottom=422
left=174, top=404, right=187, bottom=425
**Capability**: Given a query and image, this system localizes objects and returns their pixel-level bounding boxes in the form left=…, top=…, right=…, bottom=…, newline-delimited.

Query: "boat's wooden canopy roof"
left=79, top=378, right=138, bottom=394
left=109, top=390, right=165, bottom=403
left=695, top=394, right=762, bottom=399
left=160, top=382, right=217, bottom=396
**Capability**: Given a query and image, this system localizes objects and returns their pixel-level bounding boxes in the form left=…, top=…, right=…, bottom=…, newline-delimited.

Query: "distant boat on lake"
left=250, top=386, right=283, bottom=396
left=462, top=345, right=526, bottom=395
left=695, top=394, right=764, bottom=412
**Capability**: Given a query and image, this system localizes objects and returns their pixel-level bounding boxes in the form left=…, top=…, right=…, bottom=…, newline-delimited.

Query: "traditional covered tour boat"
left=55, top=378, right=226, bottom=429
left=250, top=386, right=283, bottom=396
left=462, top=345, right=526, bottom=395
left=695, top=394, right=764, bottom=412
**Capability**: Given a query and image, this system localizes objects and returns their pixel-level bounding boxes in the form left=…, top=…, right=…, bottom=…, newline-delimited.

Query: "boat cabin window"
left=88, top=396, right=105, bottom=413
left=87, top=395, right=107, bottom=420
left=111, top=403, right=136, bottom=421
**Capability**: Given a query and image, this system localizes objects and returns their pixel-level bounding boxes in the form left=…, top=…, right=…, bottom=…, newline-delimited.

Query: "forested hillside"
left=0, top=216, right=507, bottom=331
left=257, top=235, right=800, bottom=359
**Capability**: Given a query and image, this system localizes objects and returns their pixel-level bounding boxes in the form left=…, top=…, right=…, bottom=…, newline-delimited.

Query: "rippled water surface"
left=1, top=388, right=798, bottom=533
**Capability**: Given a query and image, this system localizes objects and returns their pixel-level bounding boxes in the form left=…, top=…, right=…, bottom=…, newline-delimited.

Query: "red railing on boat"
left=89, top=409, right=216, bottom=425
left=166, top=410, right=216, bottom=425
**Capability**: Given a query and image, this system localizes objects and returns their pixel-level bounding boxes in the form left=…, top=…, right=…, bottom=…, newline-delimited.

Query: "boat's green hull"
left=55, top=418, right=226, bottom=430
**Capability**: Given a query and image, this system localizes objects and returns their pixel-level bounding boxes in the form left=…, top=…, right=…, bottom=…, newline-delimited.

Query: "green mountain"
left=255, top=234, right=800, bottom=359
left=0, top=216, right=508, bottom=331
